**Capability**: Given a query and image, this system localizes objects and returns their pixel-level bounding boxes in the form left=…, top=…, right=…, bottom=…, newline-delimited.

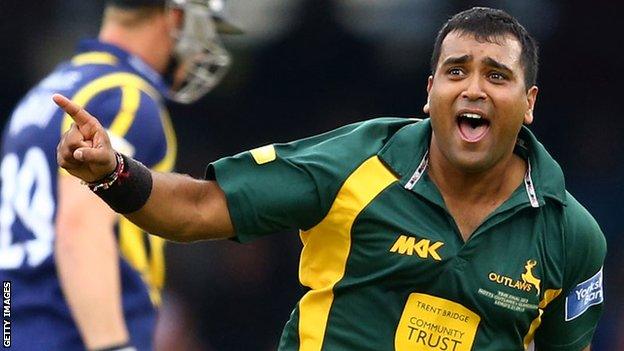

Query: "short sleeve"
left=207, top=118, right=411, bottom=243
left=534, top=193, right=607, bottom=350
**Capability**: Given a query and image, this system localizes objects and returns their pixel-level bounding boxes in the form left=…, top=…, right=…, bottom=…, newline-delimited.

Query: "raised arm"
left=54, top=94, right=234, bottom=242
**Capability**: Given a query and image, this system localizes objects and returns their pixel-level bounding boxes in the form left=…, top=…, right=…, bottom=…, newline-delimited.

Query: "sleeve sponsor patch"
left=565, top=268, right=603, bottom=321
left=249, top=145, right=276, bottom=165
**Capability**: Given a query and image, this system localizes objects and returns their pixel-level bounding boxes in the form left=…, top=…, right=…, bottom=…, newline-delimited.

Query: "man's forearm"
left=125, top=170, right=234, bottom=242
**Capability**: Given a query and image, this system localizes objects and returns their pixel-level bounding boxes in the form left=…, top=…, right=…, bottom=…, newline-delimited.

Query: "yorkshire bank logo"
left=565, top=269, right=603, bottom=321
left=390, top=235, right=444, bottom=261
left=489, top=260, right=541, bottom=296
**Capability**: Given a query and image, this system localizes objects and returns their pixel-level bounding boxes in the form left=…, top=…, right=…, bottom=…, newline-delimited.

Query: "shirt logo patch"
left=565, top=268, right=603, bottom=321
left=249, top=144, right=276, bottom=164
left=390, top=235, right=444, bottom=261
left=395, top=293, right=480, bottom=351
left=521, top=260, right=541, bottom=297
left=488, top=260, right=541, bottom=296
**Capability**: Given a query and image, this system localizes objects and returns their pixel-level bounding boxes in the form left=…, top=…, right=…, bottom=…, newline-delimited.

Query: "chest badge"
left=521, top=260, right=541, bottom=297
left=478, top=260, right=543, bottom=313
left=389, top=235, right=444, bottom=261
left=488, top=259, right=541, bottom=296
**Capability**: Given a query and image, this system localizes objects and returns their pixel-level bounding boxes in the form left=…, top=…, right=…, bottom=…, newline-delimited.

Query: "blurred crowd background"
left=1, top=0, right=622, bottom=350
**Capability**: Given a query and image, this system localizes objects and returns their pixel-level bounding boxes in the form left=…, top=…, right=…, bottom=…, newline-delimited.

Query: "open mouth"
left=456, top=112, right=490, bottom=142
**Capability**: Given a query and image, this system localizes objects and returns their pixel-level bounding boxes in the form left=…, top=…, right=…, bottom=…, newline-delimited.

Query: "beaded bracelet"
left=89, top=153, right=153, bottom=214
left=83, top=152, right=125, bottom=192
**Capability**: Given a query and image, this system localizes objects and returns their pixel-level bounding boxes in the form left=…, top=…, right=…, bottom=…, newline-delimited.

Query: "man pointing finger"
left=55, top=7, right=605, bottom=351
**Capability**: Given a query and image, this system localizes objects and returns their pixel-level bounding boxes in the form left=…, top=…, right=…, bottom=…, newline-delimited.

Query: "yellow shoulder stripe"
left=118, top=218, right=166, bottom=306
left=59, top=72, right=160, bottom=176
left=61, top=72, right=160, bottom=134
left=297, top=156, right=397, bottom=351
left=119, top=218, right=148, bottom=279
left=71, top=52, right=118, bottom=66
left=148, top=234, right=166, bottom=300
left=152, top=108, right=177, bottom=172
left=523, top=288, right=562, bottom=349
left=108, top=85, right=141, bottom=136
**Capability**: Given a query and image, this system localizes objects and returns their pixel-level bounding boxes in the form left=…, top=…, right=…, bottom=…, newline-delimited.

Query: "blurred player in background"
left=0, top=0, right=239, bottom=350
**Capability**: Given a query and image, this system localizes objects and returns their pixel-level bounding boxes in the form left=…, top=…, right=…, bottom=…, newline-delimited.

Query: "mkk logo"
left=389, top=235, right=444, bottom=261
left=489, top=260, right=541, bottom=296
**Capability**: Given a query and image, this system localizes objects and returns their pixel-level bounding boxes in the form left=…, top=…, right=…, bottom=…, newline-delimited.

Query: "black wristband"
left=93, top=154, right=153, bottom=214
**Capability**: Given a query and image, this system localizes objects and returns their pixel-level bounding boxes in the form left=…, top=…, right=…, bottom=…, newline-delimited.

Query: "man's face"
left=425, top=31, right=538, bottom=173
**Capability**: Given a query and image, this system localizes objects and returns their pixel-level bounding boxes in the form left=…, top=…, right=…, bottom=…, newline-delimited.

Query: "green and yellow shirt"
left=209, top=118, right=606, bottom=351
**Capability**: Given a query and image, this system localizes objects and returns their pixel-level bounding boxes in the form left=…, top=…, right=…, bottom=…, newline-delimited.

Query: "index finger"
left=52, top=94, right=101, bottom=129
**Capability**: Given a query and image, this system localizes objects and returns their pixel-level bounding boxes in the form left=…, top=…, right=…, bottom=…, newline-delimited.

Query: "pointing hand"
left=54, top=94, right=117, bottom=183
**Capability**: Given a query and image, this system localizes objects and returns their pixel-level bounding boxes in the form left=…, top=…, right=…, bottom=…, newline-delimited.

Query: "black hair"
left=430, top=7, right=539, bottom=88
